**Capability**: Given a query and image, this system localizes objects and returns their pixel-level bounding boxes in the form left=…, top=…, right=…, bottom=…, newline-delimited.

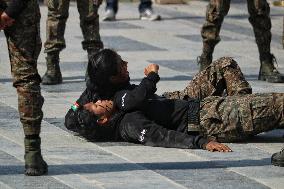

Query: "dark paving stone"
left=41, top=79, right=86, bottom=93
left=100, top=22, right=143, bottom=30
left=38, top=61, right=87, bottom=72
left=153, top=168, right=270, bottom=189
left=177, top=34, right=237, bottom=42
left=0, top=102, right=19, bottom=119
left=75, top=36, right=166, bottom=51
left=149, top=59, right=198, bottom=73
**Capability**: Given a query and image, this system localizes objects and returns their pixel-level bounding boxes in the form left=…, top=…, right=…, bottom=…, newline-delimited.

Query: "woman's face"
left=110, top=56, right=129, bottom=84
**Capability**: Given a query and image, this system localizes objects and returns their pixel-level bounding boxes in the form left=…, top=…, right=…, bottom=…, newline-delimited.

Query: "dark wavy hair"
left=87, top=49, right=119, bottom=87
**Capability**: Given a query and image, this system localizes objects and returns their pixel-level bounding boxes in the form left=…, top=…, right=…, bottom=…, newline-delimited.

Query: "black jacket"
left=112, top=72, right=208, bottom=149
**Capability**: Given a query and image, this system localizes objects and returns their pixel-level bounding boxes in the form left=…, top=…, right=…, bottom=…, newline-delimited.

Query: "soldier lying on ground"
left=81, top=63, right=283, bottom=151
left=64, top=49, right=252, bottom=140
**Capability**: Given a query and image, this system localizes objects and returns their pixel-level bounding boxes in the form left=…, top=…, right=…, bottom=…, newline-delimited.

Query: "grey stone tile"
left=0, top=32, right=4, bottom=38
left=100, top=22, right=143, bottom=30
left=177, top=34, right=237, bottom=42
left=0, top=102, right=19, bottom=119
left=152, top=168, right=270, bottom=189
left=75, top=36, right=166, bottom=51
left=149, top=59, right=199, bottom=74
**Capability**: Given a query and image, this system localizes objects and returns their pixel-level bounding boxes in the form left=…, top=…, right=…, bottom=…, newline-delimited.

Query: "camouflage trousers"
left=200, top=93, right=284, bottom=142
left=201, top=0, right=272, bottom=60
left=44, top=0, right=103, bottom=53
left=163, top=57, right=252, bottom=100
left=4, top=0, right=44, bottom=135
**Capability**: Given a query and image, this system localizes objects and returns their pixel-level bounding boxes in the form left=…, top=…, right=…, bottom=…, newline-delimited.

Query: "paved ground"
left=0, top=1, right=284, bottom=188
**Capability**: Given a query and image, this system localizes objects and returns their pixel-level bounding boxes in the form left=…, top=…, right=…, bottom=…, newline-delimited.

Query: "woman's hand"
left=205, top=141, right=232, bottom=152
left=144, top=64, right=159, bottom=76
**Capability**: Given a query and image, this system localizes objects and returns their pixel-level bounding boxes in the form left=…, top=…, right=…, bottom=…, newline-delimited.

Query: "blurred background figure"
left=42, top=0, right=104, bottom=85
left=103, top=0, right=161, bottom=21
left=198, top=0, right=284, bottom=83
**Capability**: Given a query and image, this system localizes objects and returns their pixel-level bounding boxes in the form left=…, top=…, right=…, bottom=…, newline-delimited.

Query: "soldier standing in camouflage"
left=0, top=0, right=47, bottom=176
left=42, top=0, right=104, bottom=85
left=198, top=0, right=284, bottom=83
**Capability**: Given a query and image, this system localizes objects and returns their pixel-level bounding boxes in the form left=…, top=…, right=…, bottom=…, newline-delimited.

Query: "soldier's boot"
left=24, top=137, right=48, bottom=176
left=271, top=148, right=284, bottom=167
left=258, top=54, right=284, bottom=83
left=42, top=52, right=62, bottom=85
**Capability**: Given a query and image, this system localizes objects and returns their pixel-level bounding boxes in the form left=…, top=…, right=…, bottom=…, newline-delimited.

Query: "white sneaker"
left=140, top=9, right=161, bottom=21
left=103, top=9, right=116, bottom=21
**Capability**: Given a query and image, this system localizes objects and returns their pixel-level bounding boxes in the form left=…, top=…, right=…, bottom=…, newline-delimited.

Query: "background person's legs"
left=103, top=0, right=118, bottom=21
left=43, top=0, right=71, bottom=85
left=199, top=0, right=231, bottom=71
left=139, top=0, right=161, bottom=20
left=247, top=0, right=284, bottom=82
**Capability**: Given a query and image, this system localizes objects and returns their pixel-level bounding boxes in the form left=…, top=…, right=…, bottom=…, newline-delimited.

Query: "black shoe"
left=271, top=148, right=284, bottom=167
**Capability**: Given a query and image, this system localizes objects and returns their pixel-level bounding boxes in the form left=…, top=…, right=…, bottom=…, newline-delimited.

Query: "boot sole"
left=271, top=160, right=284, bottom=167
left=258, top=75, right=284, bottom=83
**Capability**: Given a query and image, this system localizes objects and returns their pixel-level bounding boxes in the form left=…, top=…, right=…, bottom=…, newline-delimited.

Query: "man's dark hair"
left=87, top=49, right=119, bottom=88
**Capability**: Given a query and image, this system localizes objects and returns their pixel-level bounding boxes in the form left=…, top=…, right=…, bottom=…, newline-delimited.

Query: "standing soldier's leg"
left=77, top=0, right=103, bottom=58
left=4, top=0, right=47, bottom=176
left=199, top=0, right=231, bottom=71
left=77, top=0, right=104, bottom=82
left=163, top=57, right=252, bottom=100
left=247, top=0, right=284, bottom=83
left=200, top=93, right=284, bottom=142
left=43, top=0, right=71, bottom=85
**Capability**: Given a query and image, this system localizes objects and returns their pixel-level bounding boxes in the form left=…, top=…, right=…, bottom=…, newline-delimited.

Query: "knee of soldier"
left=212, top=57, right=238, bottom=70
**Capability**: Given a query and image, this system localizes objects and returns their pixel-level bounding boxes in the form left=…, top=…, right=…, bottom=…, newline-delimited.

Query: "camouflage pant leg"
left=247, top=0, right=271, bottom=57
left=163, top=57, right=251, bottom=100
left=200, top=0, right=231, bottom=55
left=44, top=0, right=70, bottom=53
left=199, top=93, right=284, bottom=142
left=77, top=0, right=103, bottom=50
left=4, top=0, right=44, bottom=135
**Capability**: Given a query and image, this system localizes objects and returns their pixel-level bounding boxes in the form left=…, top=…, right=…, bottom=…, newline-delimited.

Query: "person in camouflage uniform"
left=42, top=0, right=104, bottom=85
left=0, top=0, right=47, bottom=176
left=198, top=0, right=284, bottom=83
left=163, top=57, right=252, bottom=100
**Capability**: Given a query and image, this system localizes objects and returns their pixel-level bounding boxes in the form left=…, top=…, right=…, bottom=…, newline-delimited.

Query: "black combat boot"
left=24, top=137, right=48, bottom=176
left=258, top=54, right=284, bottom=83
left=42, top=52, right=62, bottom=85
left=271, top=148, right=284, bottom=167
